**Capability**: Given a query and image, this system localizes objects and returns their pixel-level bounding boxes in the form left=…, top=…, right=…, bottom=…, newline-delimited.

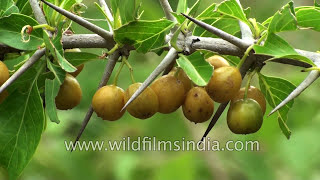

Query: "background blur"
left=9, top=0, right=320, bottom=179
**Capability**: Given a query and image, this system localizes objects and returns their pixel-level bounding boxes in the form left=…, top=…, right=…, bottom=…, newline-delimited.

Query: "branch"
left=0, top=48, right=46, bottom=94
left=73, top=50, right=120, bottom=146
left=40, top=0, right=113, bottom=41
left=235, top=0, right=255, bottom=44
left=159, top=0, right=176, bottom=22
left=182, top=13, right=252, bottom=49
left=29, top=0, right=48, bottom=25
left=121, top=48, right=178, bottom=111
left=98, top=0, right=114, bottom=33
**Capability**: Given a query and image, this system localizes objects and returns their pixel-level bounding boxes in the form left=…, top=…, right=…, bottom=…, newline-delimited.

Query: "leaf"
left=253, top=33, right=315, bottom=66
left=110, top=0, right=141, bottom=24
left=64, top=52, right=100, bottom=66
left=43, top=31, right=77, bottom=72
left=187, top=0, right=202, bottom=17
left=258, top=73, right=296, bottom=139
left=47, top=60, right=66, bottom=85
left=0, top=14, right=43, bottom=50
left=16, top=0, right=32, bottom=15
left=0, top=62, right=45, bottom=180
left=217, top=0, right=253, bottom=30
left=196, top=3, right=218, bottom=20
left=45, top=78, right=61, bottom=124
left=171, top=12, right=186, bottom=24
left=177, top=0, right=188, bottom=14
left=296, top=6, right=320, bottom=31
left=114, top=19, right=175, bottom=53
left=177, top=51, right=213, bottom=86
left=0, top=0, right=19, bottom=17
left=268, top=2, right=297, bottom=33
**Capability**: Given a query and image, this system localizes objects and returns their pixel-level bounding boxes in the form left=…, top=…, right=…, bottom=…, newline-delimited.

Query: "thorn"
left=121, top=48, right=178, bottom=111
left=268, top=70, right=320, bottom=116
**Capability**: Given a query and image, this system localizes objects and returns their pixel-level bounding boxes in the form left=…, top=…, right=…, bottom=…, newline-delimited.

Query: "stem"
left=33, top=24, right=56, bottom=32
left=237, top=44, right=254, bottom=69
left=174, top=67, right=181, bottom=78
left=244, top=71, right=255, bottom=99
left=123, top=58, right=135, bottom=83
left=107, top=44, right=119, bottom=55
left=302, top=67, right=320, bottom=72
left=95, top=2, right=114, bottom=32
left=113, top=57, right=125, bottom=86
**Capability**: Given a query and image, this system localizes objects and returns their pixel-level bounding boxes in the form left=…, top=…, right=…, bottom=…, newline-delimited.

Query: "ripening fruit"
left=206, top=55, right=230, bottom=69
left=55, top=74, right=82, bottom=110
left=0, top=90, right=9, bottom=104
left=92, top=85, right=125, bottom=121
left=227, top=98, right=263, bottom=134
left=182, top=87, right=214, bottom=123
left=168, top=67, right=192, bottom=93
left=124, top=83, right=159, bottom=119
left=231, top=86, right=266, bottom=115
left=151, top=75, right=185, bottom=114
left=206, top=66, right=242, bottom=103
left=70, top=64, right=84, bottom=77
left=0, top=61, right=9, bottom=86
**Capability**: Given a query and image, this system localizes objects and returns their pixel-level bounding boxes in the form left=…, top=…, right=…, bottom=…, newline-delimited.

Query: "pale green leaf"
left=268, top=2, right=297, bottom=33
left=45, top=78, right=61, bottom=124
left=296, top=6, right=320, bottom=31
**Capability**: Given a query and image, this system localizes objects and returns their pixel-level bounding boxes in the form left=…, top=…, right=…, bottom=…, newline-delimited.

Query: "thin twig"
left=0, top=49, right=46, bottom=94
left=29, top=0, right=48, bottom=25
left=73, top=50, right=120, bottom=147
left=98, top=0, right=114, bottom=33
left=121, top=48, right=178, bottom=111
left=159, top=0, right=176, bottom=22
left=40, top=0, right=113, bottom=41
left=182, top=13, right=252, bottom=49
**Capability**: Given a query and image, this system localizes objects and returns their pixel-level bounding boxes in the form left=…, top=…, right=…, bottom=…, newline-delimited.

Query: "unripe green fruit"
left=124, top=83, right=159, bottom=119
left=206, top=66, right=242, bottom=103
left=70, top=64, right=84, bottom=77
left=227, top=98, right=263, bottom=134
left=182, top=87, right=214, bottom=123
left=151, top=75, right=185, bottom=114
left=55, top=74, right=82, bottom=110
left=168, top=67, right=192, bottom=93
left=92, top=85, right=125, bottom=121
left=0, top=61, right=9, bottom=86
left=231, top=86, right=266, bottom=115
left=206, top=55, right=230, bottom=69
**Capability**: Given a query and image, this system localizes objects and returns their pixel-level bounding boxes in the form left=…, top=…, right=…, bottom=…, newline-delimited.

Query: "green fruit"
left=168, top=67, right=192, bottom=93
left=231, top=86, right=267, bottom=115
left=227, top=98, right=263, bottom=134
left=182, top=87, right=214, bottom=123
left=0, top=61, right=9, bottom=86
left=206, top=55, right=230, bottom=69
left=92, top=85, right=125, bottom=121
left=151, top=75, right=185, bottom=114
left=206, top=66, right=242, bottom=103
left=124, top=83, right=159, bottom=119
left=55, top=74, right=82, bottom=110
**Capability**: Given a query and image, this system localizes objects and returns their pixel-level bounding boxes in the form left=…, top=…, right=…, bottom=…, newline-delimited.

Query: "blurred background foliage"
left=3, top=0, right=320, bottom=179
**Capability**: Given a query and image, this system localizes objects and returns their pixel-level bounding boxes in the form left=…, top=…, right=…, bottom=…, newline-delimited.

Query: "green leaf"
left=315, top=0, right=320, bottom=7
left=171, top=12, right=186, bottom=24
left=296, top=6, right=320, bottom=31
left=0, top=14, right=43, bottom=50
left=43, top=31, right=77, bottom=72
left=253, top=33, right=315, bottom=66
left=43, top=0, right=79, bottom=26
left=217, top=0, right=253, bottom=30
left=258, top=73, right=296, bottom=139
left=64, top=52, right=100, bottom=66
left=45, top=78, right=61, bottom=124
left=196, top=3, right=218, bottom=19
left=16, top=0, right=32, bottom=15
left=114, top=19, right=175, bottom=53
left=268, top=2, right=297, bottom=33
left=0, top=0, right=19, bottom=17
left=187, top=0, right=202, bottom=17
left=110, top=0, right=141, bottom=24
left=177, top=0, right=188, bottom=14
left=177, top=51, right=213, bottom=86
left=47, top=60, right=66, bottom=85
left=0, top=62, right=45, bottom=180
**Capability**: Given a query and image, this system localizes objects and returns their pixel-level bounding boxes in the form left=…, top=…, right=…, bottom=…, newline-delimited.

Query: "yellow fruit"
left=0, top=61, right=9, bottom=86
left=69, top=64, right=84, bottom=77
left=124, top=83, right=159, bottom=119
left=168, top=67, right=192, bottom=93
left=151, top=75, right=185, bottom=114
left=206, top=55, right=230, bottom=69
left=55, top=74, right=82, bottom=110
left=92, top=85, right=125, bottom=121
left=182, top=87, right=214, bottom=123
left=206, top=66, right=242, bottom=103
left=231, top=86, right=266, bottom=115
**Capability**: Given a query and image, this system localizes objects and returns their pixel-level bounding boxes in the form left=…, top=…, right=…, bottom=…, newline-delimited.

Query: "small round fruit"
left=168, top=67, right=192, bottom=93
left=70, top=64, right=84, bottom=77
left=92, top=85, right=125, bottom=121
left=206, top=66, right=242, bottom=103
left=55, top=74, right=82, bottom=110
left=182, top=87, right=214, bottom=123
left=151, top=75, right=185, bottom=114
left=231, top=86, right=266, bottom=115
left=227, top=98, right=263, bottom=134
left=206, top=55, right=230, bottom=69
left=124, top=83, right=159, bottom=119
left=0, top=90, right=9, bottom=104
left=0, top=61, right=9, bottom=85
